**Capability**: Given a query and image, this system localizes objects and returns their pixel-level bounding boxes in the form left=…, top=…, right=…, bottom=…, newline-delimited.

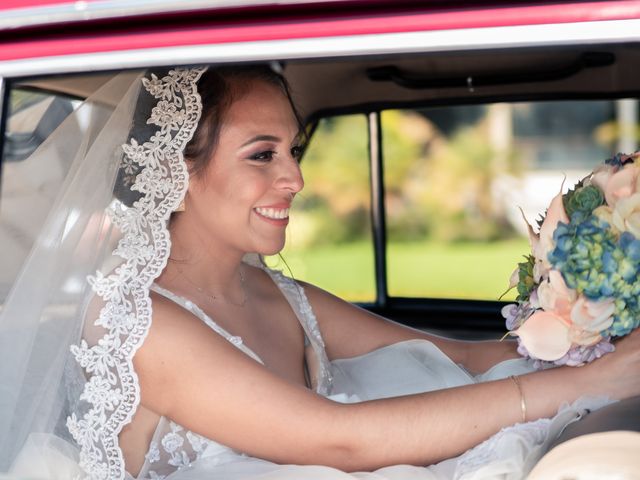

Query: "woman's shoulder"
left=150, top=287, right=198, bottom=323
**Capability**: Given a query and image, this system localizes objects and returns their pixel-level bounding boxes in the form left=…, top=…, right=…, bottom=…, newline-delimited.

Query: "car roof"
left=2, top=1, right=627, bottom=31
left=4, top=1, right=640, bottom=120
left=1, top=1, right=639, bottom=64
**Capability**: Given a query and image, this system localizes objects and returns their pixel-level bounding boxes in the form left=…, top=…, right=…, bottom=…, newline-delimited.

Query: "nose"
left=276, top=156, right=304, bottom=195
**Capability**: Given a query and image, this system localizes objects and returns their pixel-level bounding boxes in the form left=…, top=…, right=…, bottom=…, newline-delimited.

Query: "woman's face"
left=186, top=79, right=304, bottom=257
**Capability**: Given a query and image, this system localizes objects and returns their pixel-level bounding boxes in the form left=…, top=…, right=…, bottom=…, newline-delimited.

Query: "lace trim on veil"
left=66, top=68, right=207, bottom=480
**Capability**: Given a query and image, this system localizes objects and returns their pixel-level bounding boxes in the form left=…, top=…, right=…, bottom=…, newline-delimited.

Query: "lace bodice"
left=136, top=266, right=332, bottom=479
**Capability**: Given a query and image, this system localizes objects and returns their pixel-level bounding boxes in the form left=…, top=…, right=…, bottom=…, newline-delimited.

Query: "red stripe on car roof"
left=1, top=1, right=639, bottom=62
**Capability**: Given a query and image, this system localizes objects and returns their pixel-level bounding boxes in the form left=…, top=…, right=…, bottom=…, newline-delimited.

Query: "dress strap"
left=261, top=267, right=333, bottom=396
left=150, top=284, right=264, bottom=365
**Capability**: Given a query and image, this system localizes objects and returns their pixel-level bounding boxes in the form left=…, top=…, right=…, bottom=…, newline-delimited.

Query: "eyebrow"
left=240, top=130, right=306, bottom=148
left=240, top=135, right=281, bottom=147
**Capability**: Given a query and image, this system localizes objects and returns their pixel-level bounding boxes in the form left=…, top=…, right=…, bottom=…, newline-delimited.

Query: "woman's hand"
left=584, top=328, right=640, bottom=401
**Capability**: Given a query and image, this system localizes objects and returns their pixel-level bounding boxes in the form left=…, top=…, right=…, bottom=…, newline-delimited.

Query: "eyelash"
left=291, top=145, right=303, bottom=160
left=249, top=150, right=275, bottom=162
left=249, top=146, right=303, bottom=162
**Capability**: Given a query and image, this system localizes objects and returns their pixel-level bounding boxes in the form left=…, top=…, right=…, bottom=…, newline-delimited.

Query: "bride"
left=1, top=65, right=639, bottom=480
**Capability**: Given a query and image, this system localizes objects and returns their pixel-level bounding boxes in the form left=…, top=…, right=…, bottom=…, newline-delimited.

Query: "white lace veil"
left=0, top=67, right=206, bottom=479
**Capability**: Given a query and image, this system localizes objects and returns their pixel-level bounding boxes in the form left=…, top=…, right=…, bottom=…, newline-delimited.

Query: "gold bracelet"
left=510, top=375, right=527, bottom=423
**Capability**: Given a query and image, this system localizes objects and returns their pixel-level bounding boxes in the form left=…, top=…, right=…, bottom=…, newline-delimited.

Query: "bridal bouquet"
left=503, top=152, right=640, bottom=366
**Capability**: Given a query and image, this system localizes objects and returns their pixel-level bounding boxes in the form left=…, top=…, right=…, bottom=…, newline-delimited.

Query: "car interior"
left=2, top=7, right=640, bottom=469
left=8, top=42, right=640, bottom=334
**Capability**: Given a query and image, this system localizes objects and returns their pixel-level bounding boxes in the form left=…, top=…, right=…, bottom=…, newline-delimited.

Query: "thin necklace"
left=178, top=266, right=248, bottom=307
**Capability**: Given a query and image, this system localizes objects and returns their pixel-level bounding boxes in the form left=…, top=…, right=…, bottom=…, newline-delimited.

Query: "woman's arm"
left=300, top=280, right=519, bottom=373
left=136, top=293, right=640, bottom=471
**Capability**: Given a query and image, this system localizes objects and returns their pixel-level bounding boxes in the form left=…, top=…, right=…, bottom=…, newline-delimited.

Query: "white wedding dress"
left=123, top=266, right=610, bottom=480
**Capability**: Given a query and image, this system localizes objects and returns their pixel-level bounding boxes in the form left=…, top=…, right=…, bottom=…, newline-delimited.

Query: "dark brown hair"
left=184, top=65, right=304, bottom=178
left=116, top=65, right=302, bottom=206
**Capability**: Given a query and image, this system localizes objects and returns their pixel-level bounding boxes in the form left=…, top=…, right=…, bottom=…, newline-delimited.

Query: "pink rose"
left=537, top=270, right=576, bottom=317
left=568, top=325, right=602, bottom=347
left=612, top=192, right=640, bottom=237
left=591, top=163, right=615, bottom=194
left=592, top=163, right=639, bottom=207
left=514, top=310, right=571, bottom=361
left=567, top=295, right=614, bottom=347
left=519, top=206, right=539, bottom=253
left=533, top=188, right=569, bottom=278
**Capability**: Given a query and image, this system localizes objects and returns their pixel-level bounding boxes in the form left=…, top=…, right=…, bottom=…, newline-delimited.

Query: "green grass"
left=267, top=238, right=530, bottom=302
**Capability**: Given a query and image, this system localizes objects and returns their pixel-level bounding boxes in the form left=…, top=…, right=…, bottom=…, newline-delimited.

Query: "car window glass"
left=0, top=87, right=79, bottom=302
left=267, top=115, right=375, bottom=302
left=382, top=99, right=632, bottom=301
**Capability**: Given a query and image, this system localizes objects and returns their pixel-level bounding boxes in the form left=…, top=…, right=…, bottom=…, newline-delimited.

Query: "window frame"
left=304, top=88, right=640, bottom=336
left=2, top=2, right=640, bottom=336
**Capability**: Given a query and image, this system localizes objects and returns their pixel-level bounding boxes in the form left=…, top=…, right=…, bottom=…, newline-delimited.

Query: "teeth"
left=255, top=207, right=289, bottom=220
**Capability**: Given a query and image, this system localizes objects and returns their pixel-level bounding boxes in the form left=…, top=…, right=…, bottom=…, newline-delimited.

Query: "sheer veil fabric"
left=0, top=67, right=206, bottom=479
left=0, top=66, right=614, bottom=480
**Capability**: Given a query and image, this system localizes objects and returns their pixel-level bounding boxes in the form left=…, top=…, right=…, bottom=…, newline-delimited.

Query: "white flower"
left=81, top=376, right=122, bottom=411
left=612, top=192, right=640, bottom=237
left=570, top=296, right=615, bottom=333
left=132, top=167, right=173, bottom=198
left=536, top=270, right=576, bottom=317
left=593, top=162, right=639, bottom=207
left=593, top=205, right=618, bottom=232
left=114, top=232, right=155, bottom=266
left=169, top=450, right=192, bottom=469
left=562, top=296, right=614, bottom=347
left=145, top=442, right=161, bottom=463
left=96, top=302, right=136, bottom=334
left=534, top=189, right=569, bottom=273
left=142, top=73, right=168, bottom=98
left=70, top=334, right=119, bottom=382
left=161, top=431, right=184, bottom=453
left=120, top=155, right=138, bottom=175
left=122, top=138, right=147, bottom=166
left=148, top=101, right=186, bottom=130
left=186, top=431, right=209, bottom=457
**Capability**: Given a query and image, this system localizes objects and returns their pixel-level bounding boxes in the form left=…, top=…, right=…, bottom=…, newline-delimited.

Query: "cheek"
left=227, top=171, right=271, bottom=201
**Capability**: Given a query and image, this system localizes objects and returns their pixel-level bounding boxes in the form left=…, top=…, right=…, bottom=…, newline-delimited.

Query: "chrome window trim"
left=1, top=18, right=640, bottom=78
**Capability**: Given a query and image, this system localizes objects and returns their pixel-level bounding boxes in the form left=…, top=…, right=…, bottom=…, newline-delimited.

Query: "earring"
left=175, top=200, right=186, bottom=212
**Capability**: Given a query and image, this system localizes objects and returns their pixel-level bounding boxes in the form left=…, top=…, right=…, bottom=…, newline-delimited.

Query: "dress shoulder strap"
left=262, top=267, right=333, bottom=395
left=150, top=284, right=264, bottom=365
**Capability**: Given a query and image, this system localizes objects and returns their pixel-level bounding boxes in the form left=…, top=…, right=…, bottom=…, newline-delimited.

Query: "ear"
left=185, top=157, right=196, bottom=175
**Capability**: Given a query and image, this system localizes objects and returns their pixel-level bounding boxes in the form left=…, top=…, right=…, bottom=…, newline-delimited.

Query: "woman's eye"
left=249, top=150, right=275, bottom=161
left=291, top=145, right=303, bottom=161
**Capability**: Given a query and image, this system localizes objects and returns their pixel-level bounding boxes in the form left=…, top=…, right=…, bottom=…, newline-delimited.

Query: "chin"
left=255, top=240, right=286, bottom=257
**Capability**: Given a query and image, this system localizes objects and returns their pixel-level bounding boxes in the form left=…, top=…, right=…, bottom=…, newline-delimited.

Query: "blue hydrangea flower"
left=548, top=213, right=640, bottom=338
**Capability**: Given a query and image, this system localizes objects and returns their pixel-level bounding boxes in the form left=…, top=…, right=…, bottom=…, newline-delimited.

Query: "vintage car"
left=1, top=0, right=640, bottom=478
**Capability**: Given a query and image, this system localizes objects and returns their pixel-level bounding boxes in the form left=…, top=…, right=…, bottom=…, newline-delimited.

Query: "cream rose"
left=567, top=296, right=614, bottom=346
left=593, top=205, right=618, bottom=232
left=537, top=270, right=576, bottom=317
left=612, top=192, right=640, bottom=237
left=533, top=189, right=569, bottom=278
left=593, top=163, right=639, bottom=207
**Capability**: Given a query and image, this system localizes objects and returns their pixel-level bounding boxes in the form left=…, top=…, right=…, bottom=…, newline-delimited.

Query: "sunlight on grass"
left=386, top=239, right=529, bottom=300
left=268, top=238, right=530, bottom=303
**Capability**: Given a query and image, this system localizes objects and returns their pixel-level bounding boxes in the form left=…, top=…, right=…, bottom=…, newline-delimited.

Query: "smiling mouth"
left=254, top=207, right=290, bottom=220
